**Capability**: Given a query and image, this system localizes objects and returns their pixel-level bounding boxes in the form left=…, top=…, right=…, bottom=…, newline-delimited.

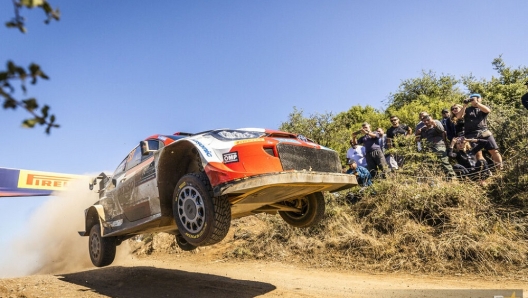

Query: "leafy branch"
left=1, top=61, right=59, bottom=133
left=3, top=0, right=60, bottom=134
left=6, top=0, right=60, bottom=33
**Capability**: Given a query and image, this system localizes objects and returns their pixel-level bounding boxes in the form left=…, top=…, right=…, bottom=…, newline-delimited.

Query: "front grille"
left=276, top=143, right=340, bottom=173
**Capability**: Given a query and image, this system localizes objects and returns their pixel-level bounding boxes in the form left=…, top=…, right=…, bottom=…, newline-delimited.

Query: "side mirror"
left=89, top=178, right=97, bottom=190
left=140, top=140, right=153, bottom=156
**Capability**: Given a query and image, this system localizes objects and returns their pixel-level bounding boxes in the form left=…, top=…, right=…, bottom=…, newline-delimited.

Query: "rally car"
left=79, top=128, right=357, bottom=267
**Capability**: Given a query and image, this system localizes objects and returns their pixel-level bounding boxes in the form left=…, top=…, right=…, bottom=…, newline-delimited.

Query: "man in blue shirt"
left=346, top=160, right=373, bottom=187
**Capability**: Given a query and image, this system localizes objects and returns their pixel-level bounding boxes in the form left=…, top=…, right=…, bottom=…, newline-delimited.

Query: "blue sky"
left=0, top=1, right=527, bottom=251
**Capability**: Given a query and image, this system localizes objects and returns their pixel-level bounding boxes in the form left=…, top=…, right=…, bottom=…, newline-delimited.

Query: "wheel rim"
left=90, top=233, right=101, bottom=260
left=177, top=186, right=205, bottom=233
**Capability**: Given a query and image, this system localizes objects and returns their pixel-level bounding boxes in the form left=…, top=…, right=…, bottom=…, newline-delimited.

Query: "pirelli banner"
left=0, top=167, right=85, bottom=197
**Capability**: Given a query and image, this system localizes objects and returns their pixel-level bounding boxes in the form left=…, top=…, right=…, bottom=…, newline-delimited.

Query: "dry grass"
left=222, top=169, right=528, bottom=276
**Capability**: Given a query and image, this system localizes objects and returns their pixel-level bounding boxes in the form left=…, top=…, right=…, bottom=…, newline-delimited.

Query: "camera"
left=463, top=98, right=474, bottom=104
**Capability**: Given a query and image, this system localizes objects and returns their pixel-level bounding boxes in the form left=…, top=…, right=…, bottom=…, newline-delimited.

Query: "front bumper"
left=213, top=171, right=357, bottom=216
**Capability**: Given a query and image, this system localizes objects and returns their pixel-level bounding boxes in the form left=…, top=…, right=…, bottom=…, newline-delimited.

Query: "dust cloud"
left=0, top=175, right=131, bottom=278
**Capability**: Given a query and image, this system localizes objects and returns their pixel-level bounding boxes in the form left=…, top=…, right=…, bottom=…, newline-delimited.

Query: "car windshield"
left=211, top=130, right=266, bottom=141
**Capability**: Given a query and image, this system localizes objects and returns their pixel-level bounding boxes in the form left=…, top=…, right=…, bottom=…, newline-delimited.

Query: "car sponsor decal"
left=178, top=181, right=187, bottom=191
left=138, top=161, right=156, bottom=186
left=222, top=152, right=239, bottom=164
left=17, top=170, right=84, bottom=191
left=193, top=140, right=213, bottom=157
left=185, top=223, right=207, bottom=239
left=234, top=138, right=265, bottom=145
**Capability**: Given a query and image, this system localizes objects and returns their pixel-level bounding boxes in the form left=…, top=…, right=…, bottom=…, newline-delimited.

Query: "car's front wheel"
left=278, top=192, right=325, bottom=228
left=89, top=223, right=116, bottom=267
left=173, top=173, right=231, bottom=246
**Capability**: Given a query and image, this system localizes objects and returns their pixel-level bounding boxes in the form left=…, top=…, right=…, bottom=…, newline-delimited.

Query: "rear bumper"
left=213, top=171, right=357, bottom=216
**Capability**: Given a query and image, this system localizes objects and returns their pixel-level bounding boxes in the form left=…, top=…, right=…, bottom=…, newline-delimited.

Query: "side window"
left=113, top=158, right=127, bottom=176
left=125, top=146, right=142, bottom=171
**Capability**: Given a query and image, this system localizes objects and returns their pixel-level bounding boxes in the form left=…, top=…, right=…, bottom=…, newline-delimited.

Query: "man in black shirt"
left=386, top=115, right=412, bottom=167
left=522, top=80, right=528, bottom=110
left=454, top=93, right=502, bottom=170
left=386, top=115, right=412, bottom=147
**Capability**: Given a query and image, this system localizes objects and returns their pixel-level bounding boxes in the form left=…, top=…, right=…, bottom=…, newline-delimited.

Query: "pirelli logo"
left=17, top=170, right=83, bottom=191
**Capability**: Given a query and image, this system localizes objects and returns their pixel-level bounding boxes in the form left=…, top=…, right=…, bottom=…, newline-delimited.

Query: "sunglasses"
left=390, top=119, right=398, bottom=122
left=451, top=108, right=459, bottom=111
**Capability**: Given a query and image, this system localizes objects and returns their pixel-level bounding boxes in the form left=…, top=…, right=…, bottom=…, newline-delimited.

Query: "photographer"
left=419, top=115, right=456, bottom=179
left=454, top=93, right=502, bottom=170
left=352, top=122, right=388, bottom=178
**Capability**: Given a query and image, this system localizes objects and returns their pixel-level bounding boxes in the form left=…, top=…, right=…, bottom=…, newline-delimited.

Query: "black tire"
left=175, top=233, right=197, bottom=251
left=278, top=192, right=325, bottom=228
left=89, top=223, right=116, bottom=267
left=173, top=173, right=231, bottom=246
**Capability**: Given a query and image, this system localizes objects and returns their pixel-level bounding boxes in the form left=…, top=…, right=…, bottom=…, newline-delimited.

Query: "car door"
left=114, top=141, right=162, bottom=222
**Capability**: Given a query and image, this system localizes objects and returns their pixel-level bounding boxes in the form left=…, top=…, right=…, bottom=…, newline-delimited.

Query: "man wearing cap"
left=454, top=93, right=502, bottom=169
left=521, top=80, right=528, bottom=110
left=346, top=159, right=372, bottom=187
left=420, top=114, right=456, bottom=179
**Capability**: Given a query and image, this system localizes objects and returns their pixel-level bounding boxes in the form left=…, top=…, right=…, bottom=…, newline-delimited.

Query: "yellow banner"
left=17, top=170, right=84, bottom=191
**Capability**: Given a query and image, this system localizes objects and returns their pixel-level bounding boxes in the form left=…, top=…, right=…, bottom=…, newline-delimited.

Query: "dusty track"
left=1, top=253, right=526, bottom=298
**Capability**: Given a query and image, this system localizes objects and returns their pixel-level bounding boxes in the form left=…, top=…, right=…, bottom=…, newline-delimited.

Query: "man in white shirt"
left=346, top=139, right=367, bottom=168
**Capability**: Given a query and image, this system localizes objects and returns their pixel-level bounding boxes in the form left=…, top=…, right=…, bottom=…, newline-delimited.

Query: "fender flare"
left=80, top=205, right=106, bottom=236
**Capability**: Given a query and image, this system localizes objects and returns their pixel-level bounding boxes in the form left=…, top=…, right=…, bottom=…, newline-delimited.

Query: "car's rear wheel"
left=173, top=173, right=231, bottom=246
left=89, top=223, right=116, bottom=267
left=175, top=233, right=197, bottom=251
left=278, top=192, right=325, bottom=228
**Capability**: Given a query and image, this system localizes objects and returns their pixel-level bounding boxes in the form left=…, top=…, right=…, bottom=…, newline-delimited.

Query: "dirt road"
left=1, top=252, right=526, bottom=298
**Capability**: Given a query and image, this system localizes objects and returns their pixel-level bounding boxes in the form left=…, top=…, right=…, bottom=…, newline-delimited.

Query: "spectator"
left=454, top=93, right=503, bottom=170
left=346, top=139, right=367, bottom=168
left=440, top=108, right=456, bottom=142
left=522, top=80, right=528, bottom=110
left=450, top=104, right=464, bottom=137
left=419, top=115, right=456, bottom=179
left=376, top=127, right=398, bottom=170
left=448, top=137, right=490, bottom=181
left=346, top=159, right=372, bottom=187
left=352, top=122, right=388, bottom=178
left=386, top=115, right=412, bottom=167
left=415, top=111, right=429, bottom=151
